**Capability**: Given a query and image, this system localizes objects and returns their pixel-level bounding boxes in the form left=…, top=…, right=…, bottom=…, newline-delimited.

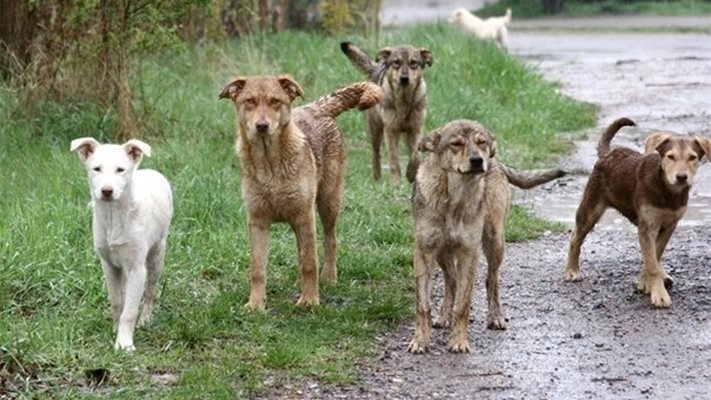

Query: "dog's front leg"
left=655, top=222, right=678, bottom=288
left=101, top=258, right=124, bottom=329
left=292, top=215, right=319, bottom=307
left=246, top=220, right=271, bottom=311
left=637, top=223, right=671, bottom=307
left=408, top=247, right=433, bottom=353
left=448, top=248, right=477, bottom=353
left=115, top=263, right=147, bottom=352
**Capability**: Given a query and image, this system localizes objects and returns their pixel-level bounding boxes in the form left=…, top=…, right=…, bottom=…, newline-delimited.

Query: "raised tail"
left=597, top=117, right=636, bottom=158
left=340, top=42, right=378, bottom=78
left=499, top=163, right=565, bottom=189
left=503, top=7, right=512, bottom=24
left=311, top=81, right=384, bottom=119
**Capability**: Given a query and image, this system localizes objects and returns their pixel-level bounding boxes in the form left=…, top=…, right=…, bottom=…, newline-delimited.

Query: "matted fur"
left=408, top=120, right=565, bottom=353
left=565, top=117, right=711, bottom=307
left=340, top=41, right=433, bottom=185
left=449, top=7, right=512, bottom=52
left=220, top=75, right=383, bottom=311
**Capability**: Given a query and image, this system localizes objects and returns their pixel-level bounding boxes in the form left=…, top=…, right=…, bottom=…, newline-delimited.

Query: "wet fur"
left=220, top=75, right=383, bottom=311
left=565, top=117, right=711, bottom=307
left=340, top=42, right=432, bottom=185
left=408, top=120, right=565, bottom=353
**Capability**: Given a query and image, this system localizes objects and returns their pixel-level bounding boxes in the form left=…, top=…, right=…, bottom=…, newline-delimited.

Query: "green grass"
left=478, top=0, right=711, bottom=18
left=0, top=24, right=594, bottom=398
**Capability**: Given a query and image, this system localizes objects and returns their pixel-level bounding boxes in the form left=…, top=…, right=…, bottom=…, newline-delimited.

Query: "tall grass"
left=0, top=24, right=594, bottom=398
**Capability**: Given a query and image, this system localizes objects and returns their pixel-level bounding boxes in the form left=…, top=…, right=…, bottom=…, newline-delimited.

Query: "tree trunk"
left=0, top=0, right=37, bottom=79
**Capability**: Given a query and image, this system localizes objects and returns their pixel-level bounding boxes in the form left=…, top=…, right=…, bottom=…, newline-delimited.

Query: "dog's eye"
left=92, top=166, right=101, bottom=172
left=450, top=141, right=464, bottom=148
left=409, top=60, right=420, bottom=68
left=689, top=154, right=698, bottom=161
left=243, top=98, right=257, bottom=107
left=475, top=138, right=487, bottom=145
left=269, top=98, right=281, bottom=107
left=116, top=167, right=125, bottom=173
left=391, top=60, right=402, bottom=68
left=666, top=154, right=676, bottom=161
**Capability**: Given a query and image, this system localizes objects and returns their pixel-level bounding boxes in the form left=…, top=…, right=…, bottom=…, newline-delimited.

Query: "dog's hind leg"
left=565, top=182, right=607, bottom=281
left=102, top=259, right=124, bottom=329
left=139, top=238, right=166, bottom=327
left=292, top=215, right=320, bottom=307
left=317, top=158, right=345, bottom=284
left=434, top=255, right=455, bottom=329
left=483, top=224, right=507, bottom=330
left=655, top=222, right=677, bottom=288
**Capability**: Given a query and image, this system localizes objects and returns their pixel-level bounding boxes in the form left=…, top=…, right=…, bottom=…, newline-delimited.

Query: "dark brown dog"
left=409, top=119, right=565, bottom=353
left=341, top=41, right=432, bottom=185
left=565, top=117, right=711, bottom=307
left=220, top=75, right=382, bottom=311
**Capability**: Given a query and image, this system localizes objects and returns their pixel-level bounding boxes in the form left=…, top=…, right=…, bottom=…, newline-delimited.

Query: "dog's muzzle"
left=100, top=187, right=114, bottom=201
left=399, top=76, right=410, bottom=86
left=255, top=120, right=269, bottom=134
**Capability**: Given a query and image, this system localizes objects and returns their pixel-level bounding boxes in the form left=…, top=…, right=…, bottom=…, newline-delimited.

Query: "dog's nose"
left=399, top=76, right=410, bottom=85
left=469, top=156, right=483, bottom=169
left=255, top=120, right=269, bottom=133
left=101, top=187, right=114, bottom=198
left=676, top=172, right=688, bottom=183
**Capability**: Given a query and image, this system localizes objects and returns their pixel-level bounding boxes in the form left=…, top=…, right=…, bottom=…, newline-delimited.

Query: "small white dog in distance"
left=71, top=138, right=173, bottom=352
left=449, top=7, right=512, bottom=52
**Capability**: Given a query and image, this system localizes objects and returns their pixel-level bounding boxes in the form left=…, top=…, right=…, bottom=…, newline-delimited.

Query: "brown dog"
left=340, top=41, right=432, bottom=185
left=565, top=117, right=711, bottom=307
left=408, top=119, right=565, bottom=353
left=220, top=75, right=383, bottom=311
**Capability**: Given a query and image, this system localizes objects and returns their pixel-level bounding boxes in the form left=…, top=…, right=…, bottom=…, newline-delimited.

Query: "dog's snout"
left=101, top=187, right=114, bottom=198
left=399, top=76, right=410, bottom=85
left=676, top=172, right=688, bottom=183
left=255, top=120, right=269, bottom=133
left=469, top=155, right=483, bottom=168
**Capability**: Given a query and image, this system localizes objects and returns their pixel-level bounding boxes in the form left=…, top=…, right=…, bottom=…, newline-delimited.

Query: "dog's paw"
left=447, top=338, right=470, bottom=353
left=662, top=272, right=674, bottom=289
left=137, top=309, right=153, bottom=328
left=295, top=294, right=320, bottom=307
left=487, top=315, right=507, bottom=330
left=650, top=287, right=672, bottom=308
left=321, top=268, right=337, bottom=285
left=114, top=338, right=136, bottom=352
left=244, top=299, right=266, bottom=312
left=564, top=268, right=582, bottom=282
left=407, top=339, right=429, bottom=354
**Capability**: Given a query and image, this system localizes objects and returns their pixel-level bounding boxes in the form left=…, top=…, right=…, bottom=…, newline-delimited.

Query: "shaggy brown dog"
left=565, top=117, right=711, bottom=307
left=340, top=41, right=432, bottom=185
left=220, top=75, right=383, bottom=311
left=408, top=120, right=565, bottom=353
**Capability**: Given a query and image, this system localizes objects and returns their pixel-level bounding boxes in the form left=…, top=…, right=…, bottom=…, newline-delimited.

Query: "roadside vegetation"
left=0, top=22, right=594, bottom=398
left=478, top=0, right=711, bottom=18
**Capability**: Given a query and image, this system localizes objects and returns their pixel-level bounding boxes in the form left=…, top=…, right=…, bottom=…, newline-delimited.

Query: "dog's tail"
left=340, top=42, right=378, bottom=78
left=597, top=117, right=636, bottom=157
left=499, top=163, right=566, bottom=189
left=503, top=7, right=512, bottom=24
left=312, top=81, right=384, bottom=119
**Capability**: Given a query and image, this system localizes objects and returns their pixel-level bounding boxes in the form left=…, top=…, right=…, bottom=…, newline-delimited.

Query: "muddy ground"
left=258, top=19, right=711, bottom=400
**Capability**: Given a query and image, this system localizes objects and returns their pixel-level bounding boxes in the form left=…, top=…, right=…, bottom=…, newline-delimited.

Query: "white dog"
left=71, top=138, right=173, bottom=352
left=449, top=7, right=512, bottom=52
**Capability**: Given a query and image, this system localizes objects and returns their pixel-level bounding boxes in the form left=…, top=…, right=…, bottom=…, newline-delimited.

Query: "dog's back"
left=129, top=169, right=173, bottom=237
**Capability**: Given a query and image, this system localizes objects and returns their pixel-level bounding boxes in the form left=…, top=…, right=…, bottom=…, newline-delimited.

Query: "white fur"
left=449, top=7, right=511, bottom=52
left=71, top=137, right=173, bottom=352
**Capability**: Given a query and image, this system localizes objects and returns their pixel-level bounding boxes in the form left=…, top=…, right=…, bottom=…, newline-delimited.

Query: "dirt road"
left=259, top=19, right=711, bottom=400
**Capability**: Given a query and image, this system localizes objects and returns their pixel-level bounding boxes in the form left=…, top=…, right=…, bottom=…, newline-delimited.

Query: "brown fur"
left=408, top=120, right=565, bottom=353
left=220, top=75, right=383, bottom=311
left=340, top=41, right=433, bottom=185
left=565, top=117, right=711, bottom=307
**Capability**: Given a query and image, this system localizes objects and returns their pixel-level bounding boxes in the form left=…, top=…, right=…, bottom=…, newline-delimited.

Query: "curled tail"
left=597, top=117, right=636, bottom=157
left=499, top=163, right=565, bottom=189
left=340, top=42, right=378, bottom=79
left=311, top=81, right=383, bottom=119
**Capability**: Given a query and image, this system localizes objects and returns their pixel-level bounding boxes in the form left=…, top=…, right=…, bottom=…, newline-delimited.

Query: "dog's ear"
left=70, top=137, right=100, bottom=163
left=418, top=131, right=441, bottom=153
left=694, top=136, right=711, bottom=161
left=376, top=47, right=393, bottom=64
left=123, top=139, right=152, bottom=164
left=277, top=74, right=304, bottom=102
left=419, top=48, right=433, bottom=67
left=219, top=77, right=247, bottom=101
left=489, top=136, right=497, bottom=158
left=644, top=132, right=671, bottom=155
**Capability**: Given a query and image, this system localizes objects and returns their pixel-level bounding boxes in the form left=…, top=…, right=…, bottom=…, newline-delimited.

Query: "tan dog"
left=408, top=119, right=565, bottom=353
left=220, top=75, right=383, bottom=311
left=565, top=117, right=711, bottom=307
left=340, top=42, right=432, bottom=185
